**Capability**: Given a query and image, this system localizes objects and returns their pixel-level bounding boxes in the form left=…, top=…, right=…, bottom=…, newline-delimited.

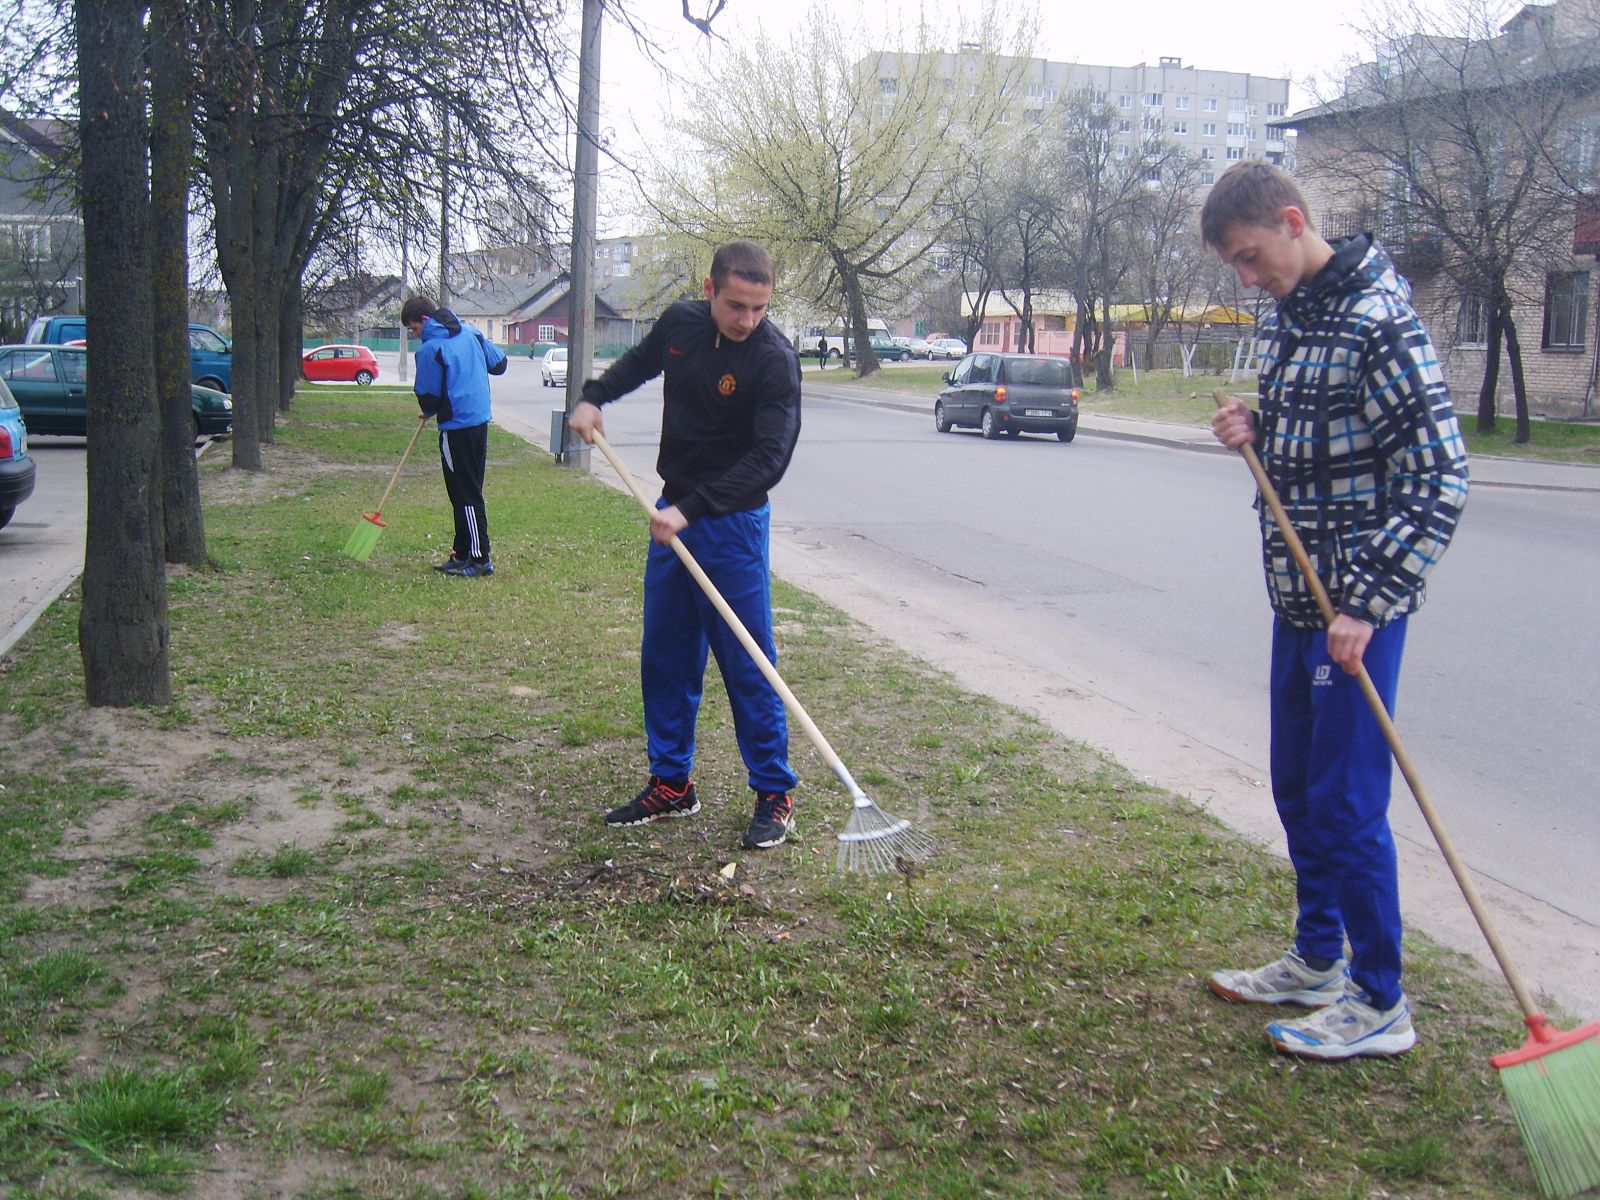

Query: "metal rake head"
left=836, top=800, right=935, bottom=874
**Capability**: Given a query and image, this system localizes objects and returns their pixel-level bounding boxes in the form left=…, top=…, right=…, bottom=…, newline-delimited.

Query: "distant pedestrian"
left=401, top=295, right=508, bottom=578
left=1201, top=161, right=1469, bottom=1060
left=568, top=240, right=804, bottom=852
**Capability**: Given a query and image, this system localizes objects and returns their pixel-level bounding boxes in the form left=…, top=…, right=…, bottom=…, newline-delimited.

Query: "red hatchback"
left=301, top=344, right=380, bottom=385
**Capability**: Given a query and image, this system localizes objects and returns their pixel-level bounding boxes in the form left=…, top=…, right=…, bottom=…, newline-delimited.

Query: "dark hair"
left=1200, top=161, right=1314, bottom=249
left=708, top=240, right=774, bottom=291
left=400, top=294, right=438, bottom=326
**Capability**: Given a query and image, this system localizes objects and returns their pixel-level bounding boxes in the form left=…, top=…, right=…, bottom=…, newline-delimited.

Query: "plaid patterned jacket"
left=1253, top=235, right=1469, bottom=629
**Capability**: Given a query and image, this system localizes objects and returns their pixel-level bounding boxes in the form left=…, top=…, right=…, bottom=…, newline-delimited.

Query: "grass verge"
left=0, top=391, right=1542, bottom=1197
left=833, top=364, right=1600, bottom=462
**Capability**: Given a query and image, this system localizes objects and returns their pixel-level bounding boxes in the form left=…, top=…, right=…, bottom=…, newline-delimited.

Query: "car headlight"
left=221, top=396, right=233, bottom=410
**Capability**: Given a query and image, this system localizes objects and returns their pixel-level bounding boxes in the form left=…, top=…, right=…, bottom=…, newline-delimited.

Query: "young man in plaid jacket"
left=1202, top=162, right=1469, bottom=1060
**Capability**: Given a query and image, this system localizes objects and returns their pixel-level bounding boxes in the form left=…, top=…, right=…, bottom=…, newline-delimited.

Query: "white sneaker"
left=1266, top=988, right=1416, bottom=1060
left=1209, top=951, right=1348, bottom=1006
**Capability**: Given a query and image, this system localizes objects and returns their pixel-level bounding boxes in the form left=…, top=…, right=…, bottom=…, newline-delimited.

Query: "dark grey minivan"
left=935, top=352, right=1080, bottom=442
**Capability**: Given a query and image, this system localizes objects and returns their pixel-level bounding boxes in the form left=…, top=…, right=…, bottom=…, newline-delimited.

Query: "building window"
left=1171, top=120, right=1188, bottom=135
left=1543, top=271, right=1589, bottom=349
left=1203, top=97, right=1218, bottom=112
left=1227, top=122, right=1245, bottom=137
left=1144, top=92, right=1163, bottom=106
left=1201, top=122, right=1217, bottom=137
left=1202, top=170, right=1215, bottom=184
left=979, top=321, right=1002, bottom=347
left=1456, top=295, right=1490, bottom=347
left=1119, top=94, right=1132, bottom=108
left=879, top=77, right=897, bottom=95
left=1199, top=146, right=1216, bottom=160
left=1225, top=146, right=1244, bottom=160
left=5, top=223, right=49, bottom=263
left=1142, top=116, right=1163, bottom=132
left=538, top=324, right=557, bottom=342
left=1267, top=101, right=1286, bottom=117
left=1118, top=119, right=1130, bottom=133
left=1174, top=95, right=1189, bottom=110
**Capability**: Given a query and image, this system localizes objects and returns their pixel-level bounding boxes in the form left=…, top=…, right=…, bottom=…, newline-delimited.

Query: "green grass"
left=0, top=390, right=1546, bottom=1196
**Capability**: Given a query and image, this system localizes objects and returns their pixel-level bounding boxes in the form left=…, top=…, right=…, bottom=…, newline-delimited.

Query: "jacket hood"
left=421, top=308, right=464, bottom=339
left=1283, top=233, right=1409, bottom=326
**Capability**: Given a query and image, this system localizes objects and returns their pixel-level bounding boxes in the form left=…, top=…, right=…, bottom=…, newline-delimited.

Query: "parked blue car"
left=0, top=375, right=36, bottom=531
left=24, top=314, right=234, bottom=393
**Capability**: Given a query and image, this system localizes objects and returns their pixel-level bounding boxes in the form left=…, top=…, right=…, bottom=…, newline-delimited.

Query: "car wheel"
left=934, top=400, right=952, bottom=433
left=1058, top=421, right=1078, bottom=443
left=981, top=409, right=1000, bottom=440
left=355, top=370, right=373, bottom=386
left=0, top=506, right=12, bottom=530
left=197, top=377, right=226, bottom=392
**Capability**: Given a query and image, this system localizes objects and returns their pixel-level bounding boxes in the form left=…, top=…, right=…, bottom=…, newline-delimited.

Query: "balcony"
left=1322, top=210, right=1444, bottom=275
left=1575, top=194, right=1600, bottom=256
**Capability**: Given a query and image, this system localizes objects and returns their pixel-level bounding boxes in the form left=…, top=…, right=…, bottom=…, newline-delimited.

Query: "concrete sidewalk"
left=810, top=375, right=1600, bottom=493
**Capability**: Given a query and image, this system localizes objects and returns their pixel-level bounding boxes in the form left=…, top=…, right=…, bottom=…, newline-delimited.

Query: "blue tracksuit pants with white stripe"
left=1270, top=615, right=1407, bottom=1011
left=642, top=501, right=796, bottom=794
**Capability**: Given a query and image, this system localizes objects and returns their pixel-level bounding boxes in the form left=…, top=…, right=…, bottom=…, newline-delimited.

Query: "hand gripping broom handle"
left=589, top=431, right=874, bottom=810
left=372, top=415, right=430, bottom=519
left=1213, top=391, right=1541, bottom=1020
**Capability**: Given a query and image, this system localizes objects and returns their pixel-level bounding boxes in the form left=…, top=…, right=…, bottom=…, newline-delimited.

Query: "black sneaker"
left=605, top=776, right=699, bottom=826
left=434, top=556, right=469, bottom=572
left=445, top=558, right=494, bottom=578
left=742, top=791, right=794, bottom=849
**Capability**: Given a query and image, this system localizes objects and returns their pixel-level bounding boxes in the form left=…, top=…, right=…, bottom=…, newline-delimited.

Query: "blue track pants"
left=641, top=502, right=797, bottom=794
left=1269, top=615, right=1408, bottom=1010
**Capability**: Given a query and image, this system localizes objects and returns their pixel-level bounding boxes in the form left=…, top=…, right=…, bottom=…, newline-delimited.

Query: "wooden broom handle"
left=1212, top=390, right=1540, bottom=1019
left=589, top=430, right=865, bottom=800
left=373, top=415, right=430, bottom=517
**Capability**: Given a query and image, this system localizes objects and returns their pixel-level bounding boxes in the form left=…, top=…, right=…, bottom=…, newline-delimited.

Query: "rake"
left=342, top=414, right=429, bottom=562
left=1214, top=389, right=1599, bottom=1197
left=590, top=430, right=934, bottom=873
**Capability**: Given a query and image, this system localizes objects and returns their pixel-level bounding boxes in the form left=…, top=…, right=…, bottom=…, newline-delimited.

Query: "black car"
left=0, top=344, right=233, bottom=439
left=934, top=352, right=1079, bottom=442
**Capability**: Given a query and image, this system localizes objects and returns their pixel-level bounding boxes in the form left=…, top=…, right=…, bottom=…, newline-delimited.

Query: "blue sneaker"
left=444, top=558, right=494, bottom=578
left=1266, top=987, right=1416, bottom=1059
left=433, top=556, right=470, bottom=572
left=742, top=791, right=794, bottom=849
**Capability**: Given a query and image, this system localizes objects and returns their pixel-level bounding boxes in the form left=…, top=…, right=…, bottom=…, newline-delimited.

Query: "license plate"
left=1024, top=408, right=1053, bottom=417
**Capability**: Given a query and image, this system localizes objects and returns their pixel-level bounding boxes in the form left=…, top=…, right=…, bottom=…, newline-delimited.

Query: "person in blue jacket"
left=569, top=240, right=804, bottom=851
left=401, top=295, right=507, bottom=577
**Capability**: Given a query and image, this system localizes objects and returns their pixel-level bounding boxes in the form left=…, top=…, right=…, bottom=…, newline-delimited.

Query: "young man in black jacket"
left=569, top=241, right=804, bottom=850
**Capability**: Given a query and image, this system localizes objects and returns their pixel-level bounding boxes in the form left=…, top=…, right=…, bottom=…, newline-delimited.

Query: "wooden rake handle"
left=372, top=415, right=430, bottom=518
left=589, top=430, right=869, bottom=805
left=1212, top=389, right=1540, bottom=1019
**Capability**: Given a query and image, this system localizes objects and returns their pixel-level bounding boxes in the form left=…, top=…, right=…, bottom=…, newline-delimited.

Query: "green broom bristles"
left=1492, top=1017, right=1600, bottom=1198
left=341, top=513, right=385, bottom=561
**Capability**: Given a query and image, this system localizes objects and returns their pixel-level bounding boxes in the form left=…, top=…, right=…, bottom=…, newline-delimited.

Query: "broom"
left=342, top=414, right=429, bottom=562
left=1214, top=389, right=1600, bottom=1197
left=589, top=430, right=934, bottom=874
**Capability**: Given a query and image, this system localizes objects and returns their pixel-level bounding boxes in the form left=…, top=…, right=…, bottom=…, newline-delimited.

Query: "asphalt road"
left=0, top=438, right=87, bottom=657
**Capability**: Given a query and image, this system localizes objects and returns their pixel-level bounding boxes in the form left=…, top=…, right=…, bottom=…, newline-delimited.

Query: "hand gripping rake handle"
left=590, top=431, right=875, bottom=811
left=1213, top=390, right=1542, bottom=1021
left=371, top=415, right=430, bottom=521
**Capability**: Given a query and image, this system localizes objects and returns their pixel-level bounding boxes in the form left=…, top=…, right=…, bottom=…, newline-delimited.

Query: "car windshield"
left=550, top=349, right=566, bottom=361
left=1003, top=358, right=1071, bottom=387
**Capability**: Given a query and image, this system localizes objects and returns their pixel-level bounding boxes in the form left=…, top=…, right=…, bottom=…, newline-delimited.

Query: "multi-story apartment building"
left=863, top=50, right=1292, bottom=185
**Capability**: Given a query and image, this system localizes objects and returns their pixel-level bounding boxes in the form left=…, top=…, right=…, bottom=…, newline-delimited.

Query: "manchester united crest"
left=718, top=373, right=736, bottom=396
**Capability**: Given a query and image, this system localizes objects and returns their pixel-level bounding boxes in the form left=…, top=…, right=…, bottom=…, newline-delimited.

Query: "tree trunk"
left=1503, top=314, right=1532, bottom=444
left=280, top=280, right=302, bottom=412
left=215, top=105, right=262, bottom=470
left=150, top=0, right=206, bottom=565
left=840, top=266, right=880, bottom=377
left=252, top=141, right=280, bottom=444
left=76, top=0, right=171, bottom=708
left=1476, top=298, right=1504, bottom=435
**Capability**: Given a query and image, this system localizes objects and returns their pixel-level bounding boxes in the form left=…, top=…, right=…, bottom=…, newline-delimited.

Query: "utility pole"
left=438, top=109, right=451, bottom=307
left=558, top=0, right=601, bottom=470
